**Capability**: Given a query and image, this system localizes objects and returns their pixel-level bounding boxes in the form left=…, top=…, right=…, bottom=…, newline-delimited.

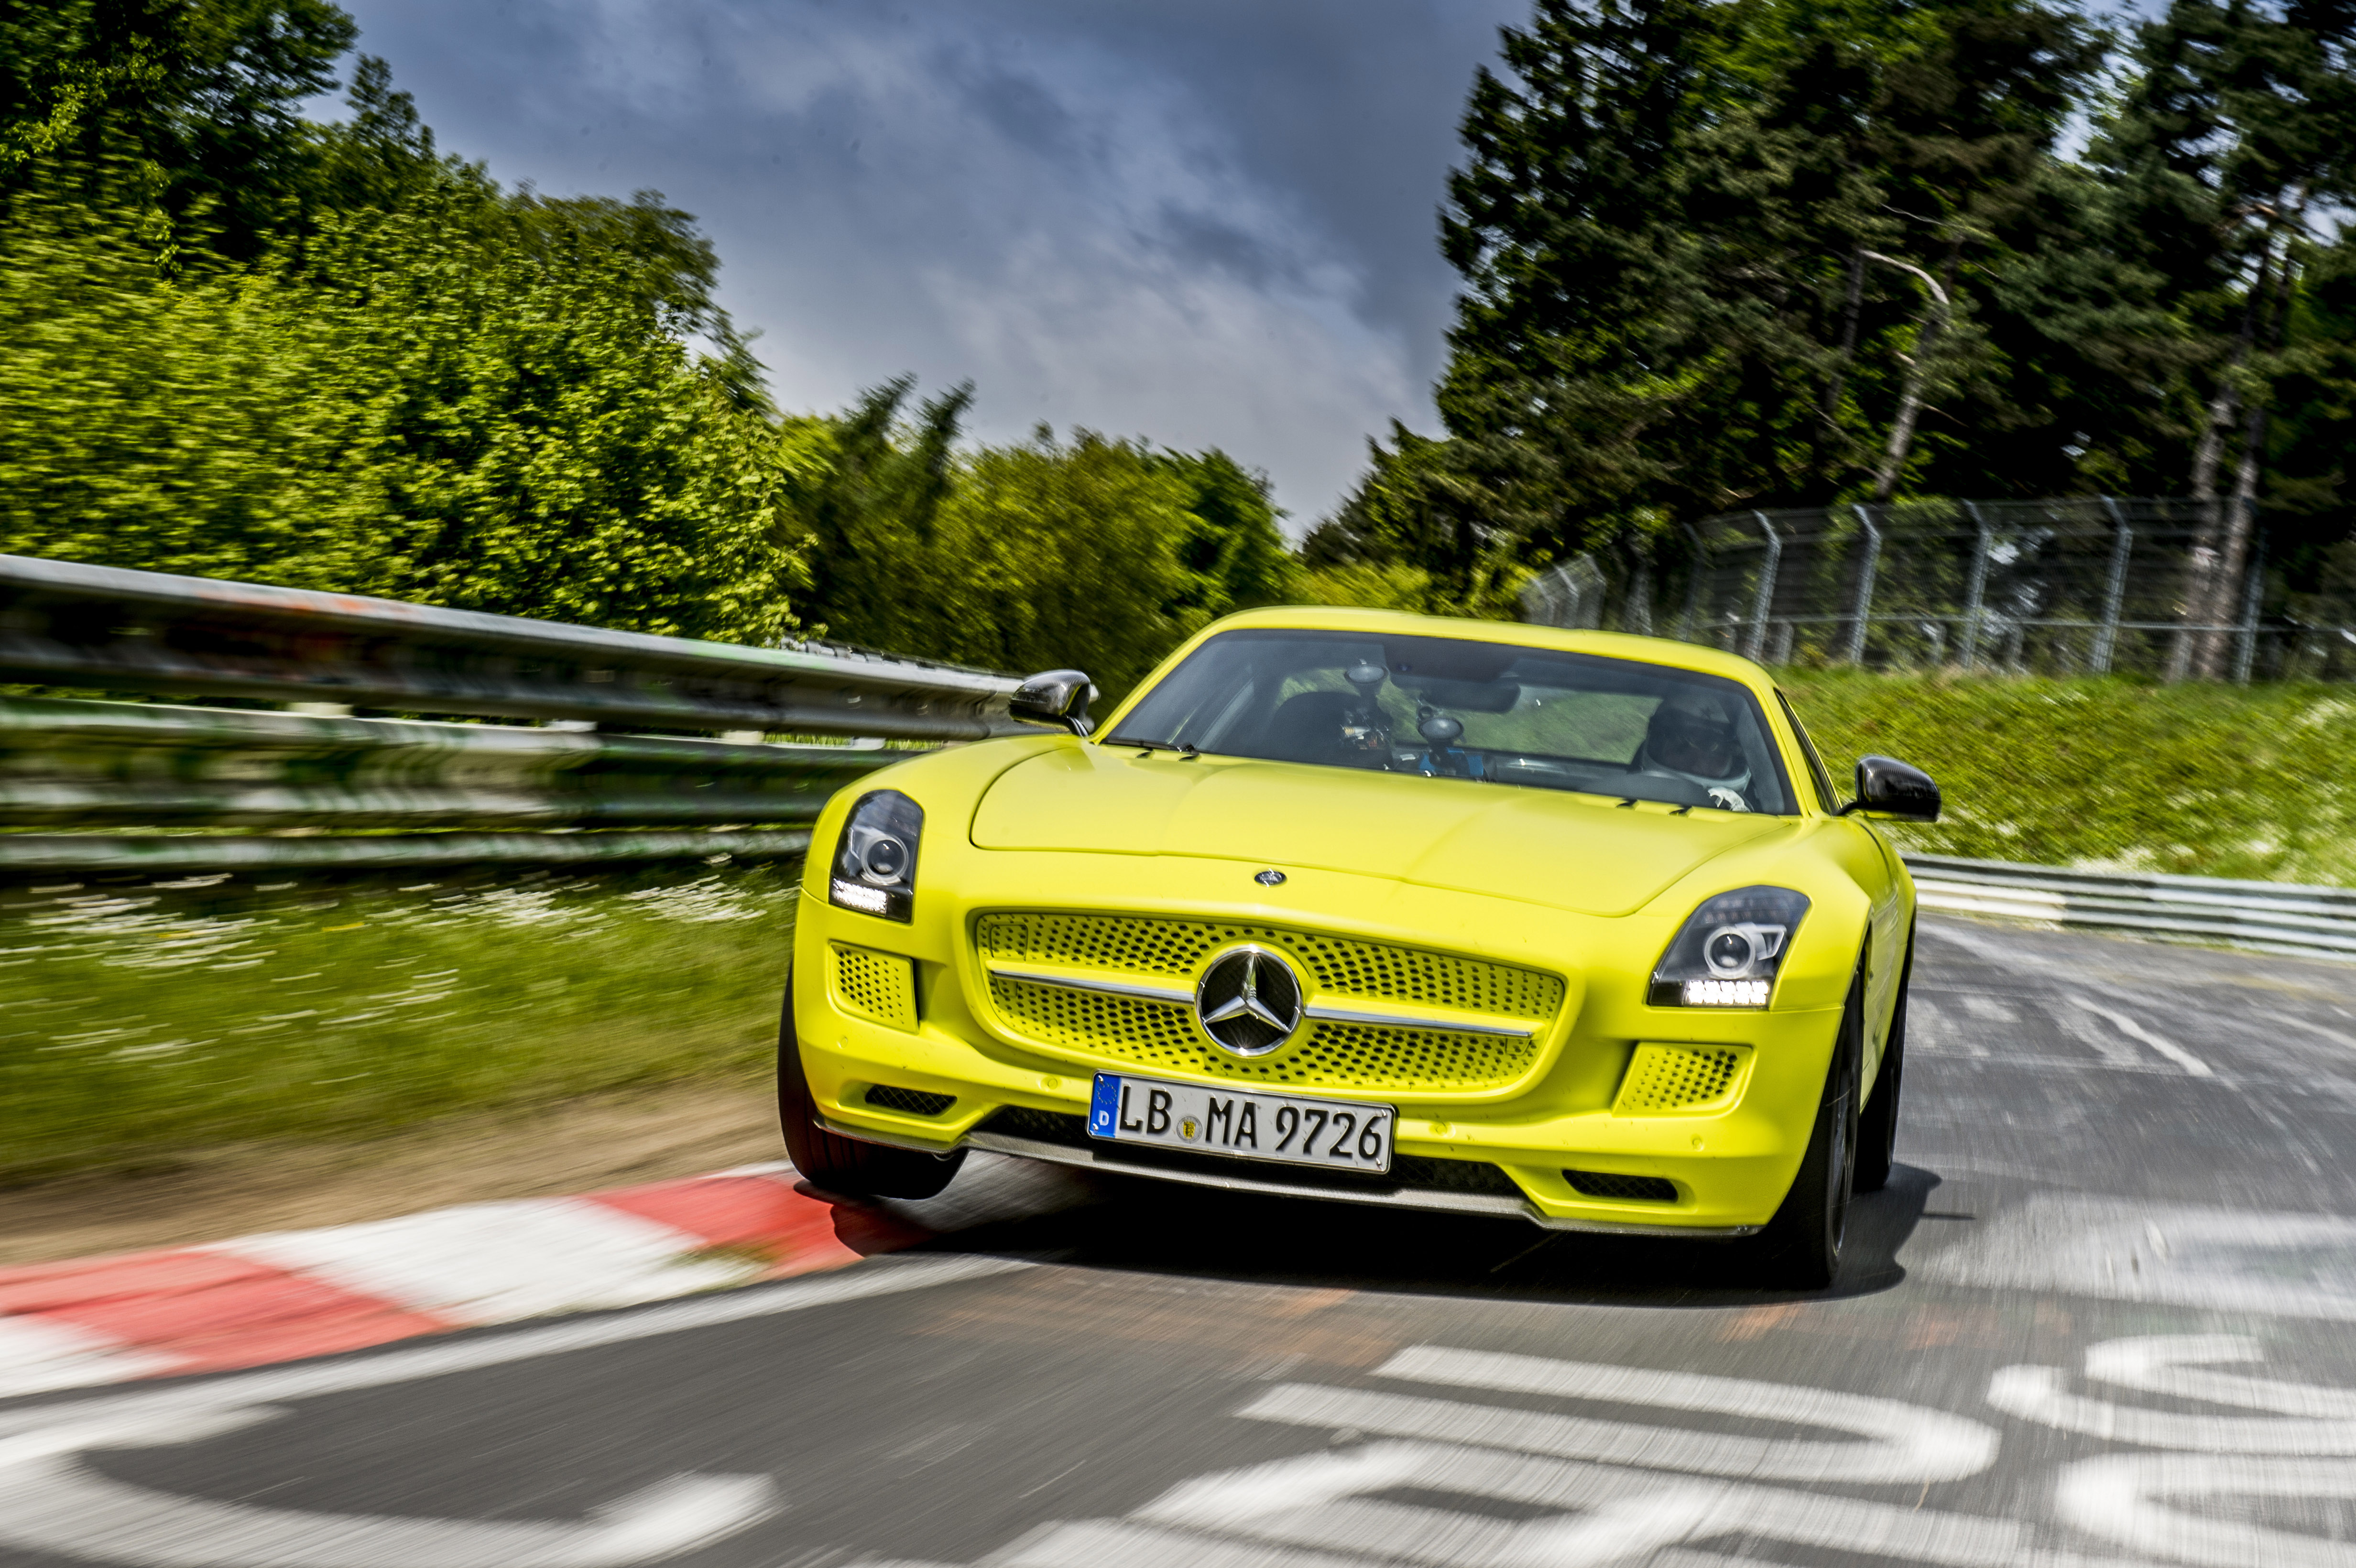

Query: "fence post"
left=1745, top=511, right=1781, bottom=663
left=2233, top=525, right=2265, bottom=685
left=1845, top=503, right=1882, bottom=665
left=1958, top=502, right=1992, bottom=671
left=1677, top=524, right=1707, bottom=643
left=2093, top=497, right=2133, bottom=676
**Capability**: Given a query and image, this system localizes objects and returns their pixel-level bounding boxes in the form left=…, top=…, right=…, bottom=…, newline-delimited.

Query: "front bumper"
left=792, top=849, right=1853, bottom=1235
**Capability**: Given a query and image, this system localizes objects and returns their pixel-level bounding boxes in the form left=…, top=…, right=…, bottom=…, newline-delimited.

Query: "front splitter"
left=818, top=1114, right=1762, bottom=1240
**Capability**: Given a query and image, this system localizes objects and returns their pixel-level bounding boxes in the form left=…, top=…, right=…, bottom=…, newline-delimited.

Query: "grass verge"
left=1778, top=669, right=2356, bottom=884
left=2, top=861, right=795, bottom=1184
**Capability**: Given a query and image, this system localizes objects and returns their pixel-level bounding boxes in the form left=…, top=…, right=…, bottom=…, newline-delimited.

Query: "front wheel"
left=777, top=976, right=966, bottom=1201
left=1756, top=964, right=1864, bottom=1290
left=1854, top=925, right=1913, bottom=1195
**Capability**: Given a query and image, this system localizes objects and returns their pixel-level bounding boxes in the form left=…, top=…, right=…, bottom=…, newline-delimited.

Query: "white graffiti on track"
left=1999, top=1335, right=2356, bottom=1567
left=0, top=1257, right=1022, bottom=1568
left=974, top=1345, right=2148, bottom=1568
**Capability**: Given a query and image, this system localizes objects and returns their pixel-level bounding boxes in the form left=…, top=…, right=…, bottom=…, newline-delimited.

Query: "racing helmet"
left=1636, top=689, right=1752, bottom=809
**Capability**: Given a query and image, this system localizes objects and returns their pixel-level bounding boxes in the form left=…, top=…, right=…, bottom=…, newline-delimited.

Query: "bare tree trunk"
left=2169, top=224, right=2281, bottom=681
left=1866, top=245, right=1959, bottom=504
left=2192, top=248, right=2297, bottom=679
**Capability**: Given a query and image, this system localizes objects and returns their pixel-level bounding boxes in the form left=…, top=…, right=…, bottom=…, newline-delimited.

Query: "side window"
left=1775, top=690, right=1843, bottom=813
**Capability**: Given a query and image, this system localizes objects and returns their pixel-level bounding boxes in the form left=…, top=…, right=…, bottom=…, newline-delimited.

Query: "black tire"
left=1854, top=925, right=1913, bottom=1195
left=776, top=977, right=966, bottom=1201
left=1757, top=964, right=1864, bottom=1290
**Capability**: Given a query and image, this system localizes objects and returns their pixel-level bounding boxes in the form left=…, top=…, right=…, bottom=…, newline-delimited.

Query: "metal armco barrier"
left=1908, top=853, right=2356, bottom=961
left=0, top=553, right=1020, bottom=740
left=0, top=829, right=813, bottom=874
left=0, top=697, right=895, bottom=830
left=0, top=553, right=1027, bottom=871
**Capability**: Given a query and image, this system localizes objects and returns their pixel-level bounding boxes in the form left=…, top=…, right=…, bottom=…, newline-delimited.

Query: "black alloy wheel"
left=1758, top=963, right=1865, bottom=1289
left=776, top=975, right=966, bottom=1201
left=1854, top=925, right=1913, bottom=1195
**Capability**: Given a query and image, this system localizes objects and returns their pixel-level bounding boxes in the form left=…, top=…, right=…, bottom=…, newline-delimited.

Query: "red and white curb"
left=0, top=1156, right=1083, bottom=1399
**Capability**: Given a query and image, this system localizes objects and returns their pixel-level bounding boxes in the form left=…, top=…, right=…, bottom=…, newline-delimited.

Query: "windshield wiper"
left=1123, top=736, right=1199, bottom=758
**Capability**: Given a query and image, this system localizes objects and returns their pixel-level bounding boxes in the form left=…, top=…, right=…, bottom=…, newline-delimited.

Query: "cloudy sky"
left=328, top=0, right=1530, bottom=530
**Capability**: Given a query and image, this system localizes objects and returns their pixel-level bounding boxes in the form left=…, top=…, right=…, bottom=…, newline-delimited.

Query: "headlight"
left=1649, top=887, right=1810, bottom=1007
left=830, top=789, right=922, bottom=922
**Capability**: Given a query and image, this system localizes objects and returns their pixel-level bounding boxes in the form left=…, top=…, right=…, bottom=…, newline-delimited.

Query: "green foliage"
left=0, top=4, right=1286, bottom=677
left=1, top=0, right=362, bottom=260
left=0, top=185, right=809, bottom=642
left=1317, top=0, right=2356, bottom=615
left=0, top=864, right=796, bottom=1182
left=1780, top=667, right=2356, bottom=883
left=795, top=384, right=1292, bottom=700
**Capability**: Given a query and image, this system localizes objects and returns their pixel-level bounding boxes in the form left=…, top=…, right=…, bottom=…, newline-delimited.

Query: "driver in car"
left=1634, top=690, right=1754, bottom=811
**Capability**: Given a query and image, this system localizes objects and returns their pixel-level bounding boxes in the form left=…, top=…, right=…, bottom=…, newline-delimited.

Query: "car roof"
left=1199, top=605, right=1776, bottom=692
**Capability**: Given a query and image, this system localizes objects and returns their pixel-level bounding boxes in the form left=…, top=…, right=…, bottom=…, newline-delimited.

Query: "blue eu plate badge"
left=1090, top=1073, right=1120, bottom=1136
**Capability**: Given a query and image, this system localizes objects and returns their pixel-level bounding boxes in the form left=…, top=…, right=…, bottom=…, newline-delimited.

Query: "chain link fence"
left=1520, top=497, right=2356, bottom=682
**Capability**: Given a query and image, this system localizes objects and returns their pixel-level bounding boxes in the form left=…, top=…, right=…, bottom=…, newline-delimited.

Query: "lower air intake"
left=864, top=1084, right=955, bottom=1117
left=1563, top=1168, right=1678, bottom=1203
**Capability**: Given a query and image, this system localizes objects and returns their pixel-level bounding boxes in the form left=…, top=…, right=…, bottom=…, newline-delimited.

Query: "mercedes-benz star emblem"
left=1254, top=868, right=1287, bottom=887
left=1194, top=945, right=1305, bottom=1057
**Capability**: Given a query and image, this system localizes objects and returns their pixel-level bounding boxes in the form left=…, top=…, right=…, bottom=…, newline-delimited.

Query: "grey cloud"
left=328, top=0, right=1531, bottom=525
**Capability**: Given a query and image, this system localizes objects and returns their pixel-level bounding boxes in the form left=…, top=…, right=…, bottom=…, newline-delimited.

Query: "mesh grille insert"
left=973, top=912, right=1561, bottom=1094
left=831, top=944, right=918, bottom=1029
left=976, top=911, right=1562, bottom=1017
left=1614, top=1044, right=1750, bottom=1114
left=1563, top=1168, right=1678, bottom=1202
left=983, top=976, right=1539, bottom=1093
left=864, top=1084, right=955, bottom=1117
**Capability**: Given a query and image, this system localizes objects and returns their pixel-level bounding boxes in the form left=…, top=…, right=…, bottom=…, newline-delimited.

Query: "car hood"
left=969, top=747, right=1786, bottom=917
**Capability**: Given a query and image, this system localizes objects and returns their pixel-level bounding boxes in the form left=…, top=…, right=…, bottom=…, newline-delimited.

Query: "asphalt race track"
left=6, top=914, right=2356, bottom=1568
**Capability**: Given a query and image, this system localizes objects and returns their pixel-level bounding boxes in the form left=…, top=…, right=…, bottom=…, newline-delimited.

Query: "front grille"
left=977, top=912, right=1562, bottom=1016
left=864, top=1084, right=955, bottom=1117
left=1614, top=1045, right=1749, bottom=1114
left=974, top=1108, right=1521, bottom=1198
left=974, top=912, right=1560, bottom=1094
left=1563, top=1168, right=1678, bottom=1202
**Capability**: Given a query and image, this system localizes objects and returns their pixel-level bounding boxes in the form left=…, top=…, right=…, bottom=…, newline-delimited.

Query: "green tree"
left=1, top=0, right=360, bottom=258
left=0, top=185, right=809, bottom=643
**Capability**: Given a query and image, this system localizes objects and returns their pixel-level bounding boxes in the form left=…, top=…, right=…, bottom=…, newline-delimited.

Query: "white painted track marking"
left=2065, top=999, right=2214, bottom=1077
left=0, top=1258, right=1025, bottom=1568
left=0, top=1403, right=772, bottom=1568
left=988, top=1517, right=1383, bottom=1567
left=1920, top=1196, right=2356, bottom=1319
left=1367, top=1345, right=1999, bottom=1481
left=0, top=1316, right=177, bottom=1399
left=2087, top=1335, right=2356, bottom=1418
left=1989, top=1365, right=2356, bottom=1453
left=2058, top=1453, right=2356, bottom=1568
left=210, top=1197, right=752, bottom=1323
left=1128, top=1438, right=2165, bottom=1568
left=1991, top=1338, right=2356, bottom=1562
left=2054, top=1003, right=2149, bottom=1067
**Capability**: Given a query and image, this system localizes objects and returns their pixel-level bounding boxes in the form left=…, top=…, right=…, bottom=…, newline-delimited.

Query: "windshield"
left=1105, top=629, right=1798, bottom=815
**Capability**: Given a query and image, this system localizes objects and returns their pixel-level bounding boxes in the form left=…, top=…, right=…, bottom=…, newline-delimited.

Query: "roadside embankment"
left=3, top=861, right=795, bottom=1185
left=1778, top=670, right=2356, bottom=886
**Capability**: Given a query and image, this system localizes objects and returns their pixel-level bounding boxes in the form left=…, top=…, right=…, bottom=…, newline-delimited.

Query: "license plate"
left=1087, top=1073, right=1394, bottom=1174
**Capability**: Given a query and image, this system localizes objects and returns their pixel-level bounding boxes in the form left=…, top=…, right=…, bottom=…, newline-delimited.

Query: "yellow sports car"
left=779, top=606, right=1939, bottom=1285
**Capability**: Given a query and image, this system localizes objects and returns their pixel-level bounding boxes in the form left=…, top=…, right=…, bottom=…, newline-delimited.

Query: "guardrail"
left=1907, top=853, right=2356, bottom=962
left=0, top=554, right=1025, bottom=873
left=0, top=553, right=1020, bottom=740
